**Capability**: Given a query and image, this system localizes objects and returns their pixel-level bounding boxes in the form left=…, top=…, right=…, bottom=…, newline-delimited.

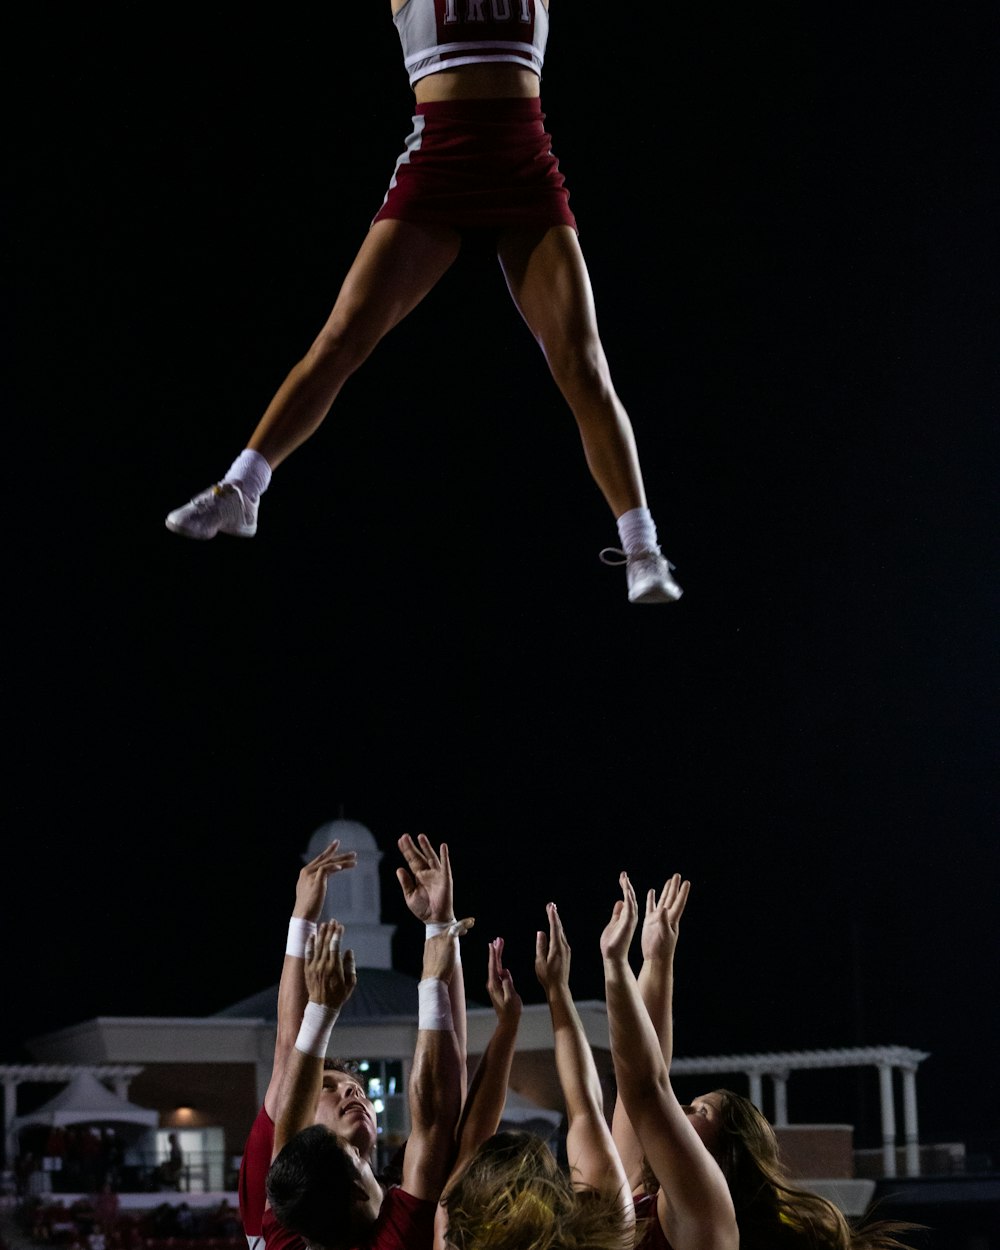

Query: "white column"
left=901, top=1065, right=921, bottom=1176
left=3, top=1077, right=17, bottom=1168
left=771, top=1070, right=789, bottom=1126
left=747, top=1070, right=763, bottom=1111
left=878, top=1063, right=897, bottom=1177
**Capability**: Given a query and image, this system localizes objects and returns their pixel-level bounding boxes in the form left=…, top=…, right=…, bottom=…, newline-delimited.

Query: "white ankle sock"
left=616, top=506, right=660, bottom=556
left=224, top=449, right=272, bottom=501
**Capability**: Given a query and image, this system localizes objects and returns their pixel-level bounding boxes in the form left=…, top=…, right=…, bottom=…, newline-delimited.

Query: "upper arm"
left=626, top=1081, right=737, bottom=1250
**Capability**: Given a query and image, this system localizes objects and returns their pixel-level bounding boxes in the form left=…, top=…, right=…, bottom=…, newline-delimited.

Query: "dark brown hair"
left=709, top=1089, right=923, bottom=1250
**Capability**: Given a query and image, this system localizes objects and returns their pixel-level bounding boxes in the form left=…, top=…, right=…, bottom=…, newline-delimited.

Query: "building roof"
left=213, top=967, right=425, bottom=1024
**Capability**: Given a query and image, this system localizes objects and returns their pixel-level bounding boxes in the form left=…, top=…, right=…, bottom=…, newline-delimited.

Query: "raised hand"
left=396, top=833, right=455, bottom=924
left=486, top=937, right=522, bottom=1026
left=639, top=873, right=691, bottom=964
left=534, top=902, right=572, bottom=995
left=600, top=871, right=639, bottom=965
left=294, top=839, right=358, bottom=920
left=304, top=920, right=357, bottom=1011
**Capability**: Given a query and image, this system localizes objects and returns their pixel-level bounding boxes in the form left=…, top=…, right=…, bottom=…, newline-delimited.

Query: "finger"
left=548, top=902, right=566, bottom=947
left=396, top=867, right=415, bottom=898
left=417, top=833, right=441, bottom=869
left=671, top=878, right=692, bottom=920
left=449, top=916, right=474, bottom=937
left=343, top=948, right=357, bottom=986
left=535, top=928, right=547, bottom=962
left=305, top=932, right=317, bottom=960
left=440, top=842, right=451, bottom=876
left=660, top=873, right=681, bottom=909
left=622, top=872, right=638, bottom=911
left=398, top=833, right=427, bottom=869
left=646, top=888, right=656, bottom=917
left=306, top=839, right=341, bottom=869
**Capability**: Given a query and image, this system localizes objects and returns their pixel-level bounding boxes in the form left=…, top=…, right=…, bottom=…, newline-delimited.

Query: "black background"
left=6, top=3, right=998, bottom=1154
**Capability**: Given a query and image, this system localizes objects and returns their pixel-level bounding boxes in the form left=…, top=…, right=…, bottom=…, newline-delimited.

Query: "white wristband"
left=295, top=1001, right=339, bottom=1057
left=286, top=917, right=317, bottom=959
left=425, top=920, right=462, bottom=961
left=418, top=978, right=454, bottom=1031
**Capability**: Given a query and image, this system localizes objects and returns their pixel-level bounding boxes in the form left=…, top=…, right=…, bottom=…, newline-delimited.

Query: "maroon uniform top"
left=261, top=1188, right=436, bottom=1250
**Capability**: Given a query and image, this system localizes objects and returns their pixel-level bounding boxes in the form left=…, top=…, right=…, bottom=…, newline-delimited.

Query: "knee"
left=546, top=337, right=611, bottom=402
left=304, top=324, right=371, bottom=379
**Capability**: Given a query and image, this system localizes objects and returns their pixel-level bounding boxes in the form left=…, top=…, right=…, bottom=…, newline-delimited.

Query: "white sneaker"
left=165, top=482, right=258, bottom=540
left=600, top=548, right=683, bottom=604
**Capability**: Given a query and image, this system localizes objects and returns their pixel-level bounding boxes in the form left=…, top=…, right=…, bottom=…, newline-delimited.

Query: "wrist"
left=294, top=1000, right=339, bottom=1057
left=424, top=918, right=456, bottom=934
left=286, top=917, right=318, bottom=958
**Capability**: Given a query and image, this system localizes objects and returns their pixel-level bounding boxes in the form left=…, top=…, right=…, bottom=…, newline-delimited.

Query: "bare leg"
left=247, top=219, right=462, bottom=469
left=497, top=225, right=648, bottom=519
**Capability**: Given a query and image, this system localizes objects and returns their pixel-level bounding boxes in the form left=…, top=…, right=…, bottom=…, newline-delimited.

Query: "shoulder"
left=371, top=1187, right=437, bottom=1248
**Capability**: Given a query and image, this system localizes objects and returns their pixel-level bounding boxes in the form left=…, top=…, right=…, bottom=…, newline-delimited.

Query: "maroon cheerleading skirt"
left=371, top=96, right=577, bottom=233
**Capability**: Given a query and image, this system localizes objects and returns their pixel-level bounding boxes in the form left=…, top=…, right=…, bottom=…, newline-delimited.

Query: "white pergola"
left=669, top=1044, right=930, bottom=1178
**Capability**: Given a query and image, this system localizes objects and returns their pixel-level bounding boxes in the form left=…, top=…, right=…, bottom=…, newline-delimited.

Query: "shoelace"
left=599, top=547, right=677, bottom=571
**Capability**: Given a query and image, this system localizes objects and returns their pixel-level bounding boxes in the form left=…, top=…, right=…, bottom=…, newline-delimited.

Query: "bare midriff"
left=412, top=62, right=541, bottom=103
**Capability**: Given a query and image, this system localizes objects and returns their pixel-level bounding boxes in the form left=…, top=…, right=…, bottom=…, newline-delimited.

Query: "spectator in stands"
left=157, top=1135, right=184, bottom=1192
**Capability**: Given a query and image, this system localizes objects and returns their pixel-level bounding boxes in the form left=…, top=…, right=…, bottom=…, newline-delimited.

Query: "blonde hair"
left=445, top=1130, right=632, bottom=1250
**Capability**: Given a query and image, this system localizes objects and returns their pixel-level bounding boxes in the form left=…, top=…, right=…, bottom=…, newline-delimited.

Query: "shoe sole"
left=165, top=519, right=257, bottom=539
left=630, top=584, right=683, bottom=604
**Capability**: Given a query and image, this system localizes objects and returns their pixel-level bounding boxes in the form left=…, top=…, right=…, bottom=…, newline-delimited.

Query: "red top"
left=261, top=1188, right=436, bottom=1250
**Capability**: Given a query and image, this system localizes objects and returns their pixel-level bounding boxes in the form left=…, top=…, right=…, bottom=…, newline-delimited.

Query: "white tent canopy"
left=13, top=1071, right=159, bottom=1134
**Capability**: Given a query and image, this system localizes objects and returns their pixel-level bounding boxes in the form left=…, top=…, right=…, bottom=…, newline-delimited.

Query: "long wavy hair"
left=706, top=1089, right=923, bottom=1250
left=444, top=1129, right=633, bottom=1250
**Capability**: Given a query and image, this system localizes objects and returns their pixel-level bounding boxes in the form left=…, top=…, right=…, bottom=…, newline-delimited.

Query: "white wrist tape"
left=286, top=917, right=317, bottom=959
left=295, top=1001, right=339, bottom=1057
left=425, top=920, right=462, bottom=962
left=418, top=978, right=454, bottom=1031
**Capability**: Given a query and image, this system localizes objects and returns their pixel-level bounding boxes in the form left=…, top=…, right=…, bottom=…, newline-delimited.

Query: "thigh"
left=322, top=218, right=462, bottom=344
left=496, top=225, right=599, bottom=348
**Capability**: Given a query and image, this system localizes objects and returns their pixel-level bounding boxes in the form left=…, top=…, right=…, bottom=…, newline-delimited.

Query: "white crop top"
left=393, top=0, right=549, bottom=87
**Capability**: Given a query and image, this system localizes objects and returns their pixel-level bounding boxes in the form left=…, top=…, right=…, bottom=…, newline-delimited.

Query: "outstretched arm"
left=265, top=841, right=357, bottom=1120
left=400, top=924, right=472, bottom=1201
left=397, top=833, right=468, bottom=1101
left=433, top=938, right=523, bottom=1250
left=601, top=873, right=737, bottom=1250
left=610, top=873, right=690, bottom=1190
left=273, top=921, right=358, bottom=1159
left=535, top=902, right=633, bottom=1235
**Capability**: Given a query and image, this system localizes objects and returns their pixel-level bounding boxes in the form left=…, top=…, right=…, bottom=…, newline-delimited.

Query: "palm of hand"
left=600, top=901, right=636, bottom=961
left=397, top=835, right=453, bottom=922
left=640, top=913, right=679, bottom=961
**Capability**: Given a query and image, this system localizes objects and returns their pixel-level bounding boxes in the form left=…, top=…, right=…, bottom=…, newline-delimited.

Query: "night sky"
left=7, top=4, right=998, bottom=1156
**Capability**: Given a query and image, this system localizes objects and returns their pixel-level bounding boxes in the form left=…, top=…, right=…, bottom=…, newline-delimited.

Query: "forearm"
left=448, top=943, right=468, bottom=1100
left=403, top=1027, right=464, bottom=1199
left=273, top=1043, right=323, bottom=1157
left=267, top=916, right=319, bottom=1113
left=547, top=988, right=604, bottom=1123
left=452, top=1017, right=520, bottom=1170
left=636, top=957, right=675, bottom=1065
left=603, top=960, right=670, bottom=1104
